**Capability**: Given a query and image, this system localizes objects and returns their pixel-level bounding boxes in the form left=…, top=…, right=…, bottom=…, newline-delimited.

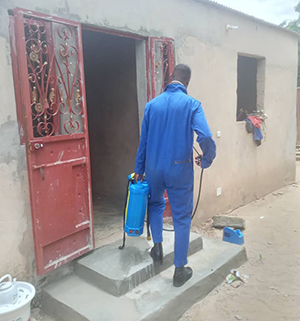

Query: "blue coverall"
left=135, top=83, right=216, bottom=267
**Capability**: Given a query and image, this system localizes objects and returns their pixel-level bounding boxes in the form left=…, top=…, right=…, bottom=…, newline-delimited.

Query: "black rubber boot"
left=173, top=266, right=193, bottom=287
left=150, top=243, right=163, bottom=265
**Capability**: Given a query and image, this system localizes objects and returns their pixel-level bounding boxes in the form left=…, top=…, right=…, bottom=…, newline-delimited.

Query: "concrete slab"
left=42, top=238, right=247, bottom=321
left=213, top=215, right=246, bottom=229
left=75, top=231, right=203, bottom=296
left=128, top=238, right=247, bottom=321
left=42, top=275, right=138, bottom=321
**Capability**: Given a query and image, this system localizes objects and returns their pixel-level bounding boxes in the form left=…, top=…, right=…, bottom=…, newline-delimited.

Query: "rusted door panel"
left=150, top=38, right=175, bottom=218
left=30, top=136, right=86, bottom=165
left=150, top=37, right=175, bottom=97
left=13, top=8, right=94, bottom=275
left=32, top=163, right=88, bottom=243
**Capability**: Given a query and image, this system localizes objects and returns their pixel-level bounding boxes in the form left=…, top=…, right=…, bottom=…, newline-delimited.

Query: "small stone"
left=273, top=192, right=284, bottom=196
left=270, top=286, right=280, bottom=293
left=267, top=242, right=272, bottom=245
left=235, top=315, right=243, bottom=320
left=231, top=280, right=243, bottom=288
left=213, top=216, right=246, bottom=229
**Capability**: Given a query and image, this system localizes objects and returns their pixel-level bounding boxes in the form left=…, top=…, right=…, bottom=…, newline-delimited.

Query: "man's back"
left=146, top=84, right=195, bottom=171
left=135, top=83, right=215, bottom=175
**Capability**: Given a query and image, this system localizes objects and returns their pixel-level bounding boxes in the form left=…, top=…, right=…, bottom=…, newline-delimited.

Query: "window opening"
left=236, top=55, right=266, bottom=121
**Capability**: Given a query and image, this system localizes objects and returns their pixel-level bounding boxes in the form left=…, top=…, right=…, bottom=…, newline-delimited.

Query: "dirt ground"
left=180, top=162, right=300, bottom=321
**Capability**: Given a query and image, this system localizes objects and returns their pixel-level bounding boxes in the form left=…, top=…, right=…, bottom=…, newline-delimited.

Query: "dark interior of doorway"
left=82, top=29, right=140, bottom=248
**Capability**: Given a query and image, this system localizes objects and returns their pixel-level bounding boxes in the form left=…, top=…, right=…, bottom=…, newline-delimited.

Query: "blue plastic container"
left=223, top=227, right=245, bottom=245
left=124, top=176, right=149, bottom=237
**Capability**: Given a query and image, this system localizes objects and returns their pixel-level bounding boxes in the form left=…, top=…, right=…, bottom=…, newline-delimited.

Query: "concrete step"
left=75, top=231, right=203, bottom=296
left=42, top=238, right=247, bottom=321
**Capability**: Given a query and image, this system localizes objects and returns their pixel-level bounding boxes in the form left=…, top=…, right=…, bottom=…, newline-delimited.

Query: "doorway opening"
left=82, top=29, right=144, bottom=248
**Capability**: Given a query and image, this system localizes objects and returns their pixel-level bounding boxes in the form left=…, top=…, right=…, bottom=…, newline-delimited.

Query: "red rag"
left=248, top=116, right=262, bottom=129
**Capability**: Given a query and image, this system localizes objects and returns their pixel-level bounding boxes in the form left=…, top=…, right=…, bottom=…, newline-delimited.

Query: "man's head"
left=171, top=64, right=191, bottom=88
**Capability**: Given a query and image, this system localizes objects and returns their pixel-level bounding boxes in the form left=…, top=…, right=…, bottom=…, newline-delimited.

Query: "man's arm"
left=134, top=103, right=150, bottom=180
left=191, top=101, right=216, bottom=169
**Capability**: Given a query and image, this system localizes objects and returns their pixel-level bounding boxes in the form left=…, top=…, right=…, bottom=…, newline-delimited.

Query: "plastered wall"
left=0, top=0, right=297, bottom=280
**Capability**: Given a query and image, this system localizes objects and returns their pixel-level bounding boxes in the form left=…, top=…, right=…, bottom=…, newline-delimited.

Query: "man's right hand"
left=135, top=173, right=144, bottom=183
left=195, top=155, right=203, bottom=167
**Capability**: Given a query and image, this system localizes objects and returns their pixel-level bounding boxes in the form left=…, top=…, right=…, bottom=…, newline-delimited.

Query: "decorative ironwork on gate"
left=151, top=38, right=175, bottom=97
left=24, top=18, right=83, bottom=137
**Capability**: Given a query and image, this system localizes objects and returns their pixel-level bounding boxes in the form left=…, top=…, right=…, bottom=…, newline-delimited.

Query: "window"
left=236, top=55, right=266, bottom=121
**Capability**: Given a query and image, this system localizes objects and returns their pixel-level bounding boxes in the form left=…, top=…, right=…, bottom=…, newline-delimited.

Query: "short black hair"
left=172, top=64, right=191, bottom=83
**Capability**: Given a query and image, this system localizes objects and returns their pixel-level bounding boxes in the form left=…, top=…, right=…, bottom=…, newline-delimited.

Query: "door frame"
left=80, top=27, right=176, bottom=225
left=80, top=25, right=151, bottom=241
left=81, top=24, right=151, bottom=103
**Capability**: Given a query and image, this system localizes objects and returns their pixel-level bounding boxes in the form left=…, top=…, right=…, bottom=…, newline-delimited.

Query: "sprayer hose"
left=162, top=167, right=204, bottom=232
left=162, top=145, right=204, bottom=232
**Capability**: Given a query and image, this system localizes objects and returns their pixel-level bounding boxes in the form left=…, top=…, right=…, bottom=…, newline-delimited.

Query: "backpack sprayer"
left=119, top=148, right=203, bottom=249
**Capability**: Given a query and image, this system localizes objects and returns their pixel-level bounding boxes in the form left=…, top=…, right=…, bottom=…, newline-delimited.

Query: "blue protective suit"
left=135, top=83, right=216, bottom=267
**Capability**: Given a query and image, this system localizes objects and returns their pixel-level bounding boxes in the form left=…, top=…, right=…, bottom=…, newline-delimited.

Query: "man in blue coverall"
left=134, top=64, right=216, bottom=287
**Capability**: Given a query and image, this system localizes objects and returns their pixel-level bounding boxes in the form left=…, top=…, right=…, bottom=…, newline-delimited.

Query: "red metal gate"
left=150, top=38, right=175, bottom=217
left=12, top=8, right=94, bottom=275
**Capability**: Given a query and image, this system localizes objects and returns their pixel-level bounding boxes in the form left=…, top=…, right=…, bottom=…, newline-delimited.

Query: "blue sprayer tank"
left=124, top=174, right=149, bottom=237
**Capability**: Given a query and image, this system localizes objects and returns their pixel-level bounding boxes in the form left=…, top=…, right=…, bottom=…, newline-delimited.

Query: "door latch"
left=29, top=141, right=44, bottom=151
left=34, top=143, right=43, bottom=150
